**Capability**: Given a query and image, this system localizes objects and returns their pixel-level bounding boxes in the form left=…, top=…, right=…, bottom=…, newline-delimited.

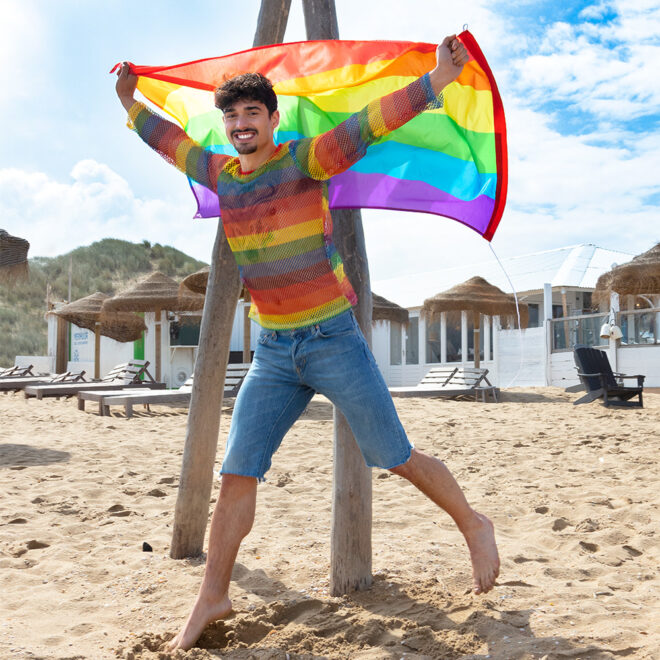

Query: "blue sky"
left=1, top=0, right=658, bottom=284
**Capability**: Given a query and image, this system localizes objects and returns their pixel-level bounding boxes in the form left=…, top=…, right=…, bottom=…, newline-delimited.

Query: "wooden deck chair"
left=573, top=345, right=644, bottom=407
left=390, top=366, right=499, bottom=402
left=0, top=365, right=34, bottom=378
left=79, top=363, right=252, bottom=417
left=24, top=360, right=164, bottom=400
left=1, top=370, right=87, bottom=393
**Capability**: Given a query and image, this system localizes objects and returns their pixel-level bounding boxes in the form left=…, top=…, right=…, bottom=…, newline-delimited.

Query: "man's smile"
left=232, top=130, right=257, bottom=142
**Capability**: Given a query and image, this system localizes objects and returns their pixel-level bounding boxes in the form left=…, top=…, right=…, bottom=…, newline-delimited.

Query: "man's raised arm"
left=290, top=35, right=469, bottom=181
left=114, top=62, right=229, bottom=193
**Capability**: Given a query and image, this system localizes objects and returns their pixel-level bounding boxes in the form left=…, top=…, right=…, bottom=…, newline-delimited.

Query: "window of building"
left=389, top=322, right=402, bottom=365
left=425, top=317, right=442, bottom=363
left=405, top=317, right=419, bottom=364
left=446, top=316, right=461, bottom=362
left=467, top=314, right=485, bottom=362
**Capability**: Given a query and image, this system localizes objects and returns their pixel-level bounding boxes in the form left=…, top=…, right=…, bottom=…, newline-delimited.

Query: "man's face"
left=222, top=99, right=280, bottom=156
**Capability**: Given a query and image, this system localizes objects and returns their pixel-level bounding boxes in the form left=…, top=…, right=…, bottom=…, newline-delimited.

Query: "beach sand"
left=1, top=387, right=658, bottom=659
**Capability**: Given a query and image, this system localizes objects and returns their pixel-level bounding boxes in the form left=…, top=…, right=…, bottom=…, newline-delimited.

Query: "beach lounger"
left=389, top=366, right=499, bottom=402
left=81, top=363, right=252, bottom=417
left=24, top=360, right=163, bottom=400
left=0, top=365, right=35, bottom=378
left=572, top=345, right=644, bottom=407
left=0, top=370, right=87, bottom=393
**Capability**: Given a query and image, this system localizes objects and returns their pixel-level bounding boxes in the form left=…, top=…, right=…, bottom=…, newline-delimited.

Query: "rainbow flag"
left=121, top=31, right=507, bottom=240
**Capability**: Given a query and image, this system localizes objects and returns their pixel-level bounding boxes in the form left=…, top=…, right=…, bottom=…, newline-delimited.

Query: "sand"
left=0, top=387, right=658, bottom=659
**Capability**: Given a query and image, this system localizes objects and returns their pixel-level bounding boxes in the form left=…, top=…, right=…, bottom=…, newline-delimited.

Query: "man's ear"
left=271, top=110, right=280, bottom=130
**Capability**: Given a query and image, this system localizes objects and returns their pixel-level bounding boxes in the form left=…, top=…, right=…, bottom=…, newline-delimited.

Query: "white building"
left=370, top=244, right=660, bottom=389
left=32, top=244, right=659, bottom=389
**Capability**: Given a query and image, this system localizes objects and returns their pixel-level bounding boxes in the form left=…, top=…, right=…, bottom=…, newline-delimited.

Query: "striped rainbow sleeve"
left=290, top=73, right=441, bottom=180
left=127, top=101, right=229, bottom=192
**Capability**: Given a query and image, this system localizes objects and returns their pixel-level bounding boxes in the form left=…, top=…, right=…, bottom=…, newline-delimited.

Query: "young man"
left=115, top=35, right=499, bottom=651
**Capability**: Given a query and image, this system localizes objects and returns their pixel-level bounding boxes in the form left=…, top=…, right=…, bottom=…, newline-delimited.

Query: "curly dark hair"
left=214, top=73, right=278, bottom=115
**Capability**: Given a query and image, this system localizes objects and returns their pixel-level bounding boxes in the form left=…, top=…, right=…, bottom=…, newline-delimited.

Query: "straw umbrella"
left=593, top=243, right=660, bottom=302
left=372, top=293, right=409, bottom=324
left=53, top=292, right=146, bottom=378
left=422, top=276, right=528, bottom=368
left=0, top=229, right=29, bottom=284
left=182, top=266, right=254, bottom=363
left=103, top=272, right=205, bottom=381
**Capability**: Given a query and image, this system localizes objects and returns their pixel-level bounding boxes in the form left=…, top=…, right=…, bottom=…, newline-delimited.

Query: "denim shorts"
left=220, top=309, right=413, bottom=480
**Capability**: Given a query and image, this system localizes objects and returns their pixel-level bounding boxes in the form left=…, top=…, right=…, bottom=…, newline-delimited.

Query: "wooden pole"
left=170, top=224, right=242, bottom=558
left=169, top=0, right=292, bottom=560
left=473, top=311, right=481, bottom=369
left=155, top=310, right=162, bottom=383
left=303, top=0, right=373, bottom=596
left=243, top=289, right=252, bottom=363
left=55, top=315, right=68, bottom=374
left=94, top=322, right=101, bottom=379
left=253, top=0, right=292, bottom=47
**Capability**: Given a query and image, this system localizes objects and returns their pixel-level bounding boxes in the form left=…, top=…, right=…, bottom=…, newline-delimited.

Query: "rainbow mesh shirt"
left=128, top=73, right=440, bottom=329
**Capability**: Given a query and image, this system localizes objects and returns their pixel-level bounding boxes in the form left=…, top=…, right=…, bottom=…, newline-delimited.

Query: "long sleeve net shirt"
left=128, top=73, right=440, bottom=330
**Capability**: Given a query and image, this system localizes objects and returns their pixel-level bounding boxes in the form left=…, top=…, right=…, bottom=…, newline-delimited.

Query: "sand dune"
left=1, top=387, right=658, bottom=659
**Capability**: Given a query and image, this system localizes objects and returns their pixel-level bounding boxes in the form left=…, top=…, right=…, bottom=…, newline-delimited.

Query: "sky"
left=1, top=0, right=659, bottom=284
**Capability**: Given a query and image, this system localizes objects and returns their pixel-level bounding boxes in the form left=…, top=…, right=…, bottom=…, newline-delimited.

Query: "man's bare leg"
left=390, top=449, right=500, bottom=594
left=167, top=474, right=257, bottom=651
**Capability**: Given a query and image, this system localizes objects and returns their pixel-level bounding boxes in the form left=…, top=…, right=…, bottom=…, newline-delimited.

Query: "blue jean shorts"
left=220, top=309, right=413, bottom=480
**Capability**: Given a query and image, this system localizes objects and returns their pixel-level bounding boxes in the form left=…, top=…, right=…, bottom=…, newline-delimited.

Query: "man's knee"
left=219, top=473, right=258, bottom=498
left=388, top=449, right=417, bottom=478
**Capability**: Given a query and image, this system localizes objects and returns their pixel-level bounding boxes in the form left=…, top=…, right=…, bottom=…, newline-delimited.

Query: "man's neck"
left=238, top=141, right=278, bottom=173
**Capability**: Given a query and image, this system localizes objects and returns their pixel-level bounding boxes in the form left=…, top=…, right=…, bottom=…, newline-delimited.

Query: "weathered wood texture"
left=303, top=0, right=374, bottom=596
left=170, top=223, right=242, bottom=558
left=253, top=0, right=292, bottom=47
left=169, top=0, right=293, bottom=560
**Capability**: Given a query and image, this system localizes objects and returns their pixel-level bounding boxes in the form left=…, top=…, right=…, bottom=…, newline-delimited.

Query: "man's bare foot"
left=166, top=593, right=232, bottom=652
left=461, top=512, right=500, bottom=594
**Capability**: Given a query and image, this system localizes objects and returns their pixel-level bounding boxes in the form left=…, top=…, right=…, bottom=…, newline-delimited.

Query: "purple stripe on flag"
left=327, top=171, right=495, bottom=236
left=191, top=172, right=495, bottom=237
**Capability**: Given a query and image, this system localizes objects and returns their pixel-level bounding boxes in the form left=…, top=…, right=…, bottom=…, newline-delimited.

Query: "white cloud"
left=0, top=160, right=217, bottom=262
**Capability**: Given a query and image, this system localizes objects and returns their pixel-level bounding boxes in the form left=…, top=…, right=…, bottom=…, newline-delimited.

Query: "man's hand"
left=115, top=62, right=138, bottom=112
left=428, top=35, right=470, bottom=96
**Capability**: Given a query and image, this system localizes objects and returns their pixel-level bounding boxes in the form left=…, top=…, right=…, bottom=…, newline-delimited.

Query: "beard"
left=234, top=142, right=258, bottom=155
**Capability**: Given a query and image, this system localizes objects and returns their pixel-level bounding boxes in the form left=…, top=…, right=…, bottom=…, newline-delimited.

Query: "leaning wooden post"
left=171, top=224, right=241, bottom=558
left=94, top=321, right=101, bottom=379
left=473, top=311, right=481, bottom=369
left=303, top=0, right=373, bottom=595
left=169, top=0, right=292, bottom=559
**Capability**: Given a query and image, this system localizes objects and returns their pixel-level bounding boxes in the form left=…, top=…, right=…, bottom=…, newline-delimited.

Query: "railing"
left=618, top=307, right=660, bottom=346
left=550, top=313, right=609, bottom=353
left=549, top=307, right=660, bottom=352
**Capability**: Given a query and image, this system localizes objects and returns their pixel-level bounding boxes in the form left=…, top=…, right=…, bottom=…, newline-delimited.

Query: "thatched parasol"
left=422, top=276, right=528, bottom=368
left=181, top=266, right=255, bottom=362
left=372, top=293, right=409, bottom=324
left=54, top=292, right=146, bottom=378
left=0, top=229, right=30, bottom=284
left=102, top=271, right=205, bottom=381
left=593, top=243, right=660, bottom=304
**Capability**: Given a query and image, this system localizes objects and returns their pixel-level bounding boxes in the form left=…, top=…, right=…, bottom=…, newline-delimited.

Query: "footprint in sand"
left=623, top=545, right=642, bottom=558
left=26, top=540, right=49, bottom=550
left=535, top=505, right=549, bottom=514
left=107, top=504, right=132, bottom=517
left=8, top=518, right=28, bottom=524
left=579, top=541, right=599, bottom=553
left=552, top=517, right=571, bottom=531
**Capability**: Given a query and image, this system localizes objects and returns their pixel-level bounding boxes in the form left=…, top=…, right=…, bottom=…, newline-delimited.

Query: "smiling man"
left=115, top=35, right=499, bottom=651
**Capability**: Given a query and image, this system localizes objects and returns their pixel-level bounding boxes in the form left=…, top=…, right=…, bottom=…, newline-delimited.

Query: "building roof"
left=372, top=244, right=634, bottom=309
